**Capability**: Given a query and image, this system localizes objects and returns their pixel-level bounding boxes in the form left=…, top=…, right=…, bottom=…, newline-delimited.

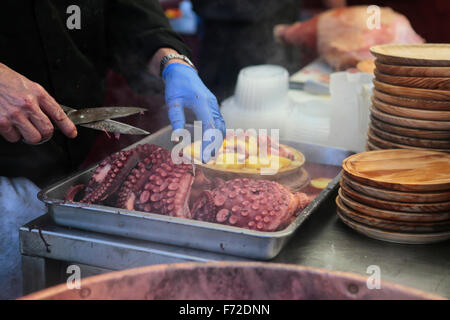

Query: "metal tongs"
left=26, top=105, right=150, bottom=145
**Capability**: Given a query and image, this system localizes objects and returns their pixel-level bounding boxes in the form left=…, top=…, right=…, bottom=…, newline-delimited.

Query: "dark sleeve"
left=106, top=0, right=191, bottom=78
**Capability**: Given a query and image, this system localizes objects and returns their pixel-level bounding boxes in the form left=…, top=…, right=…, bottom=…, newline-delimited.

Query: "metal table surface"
left=20, top=186, right=450, bottom=298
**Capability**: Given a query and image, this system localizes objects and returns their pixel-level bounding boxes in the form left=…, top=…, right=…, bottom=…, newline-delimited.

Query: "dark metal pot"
left=22, top=262, right=444, bottom=300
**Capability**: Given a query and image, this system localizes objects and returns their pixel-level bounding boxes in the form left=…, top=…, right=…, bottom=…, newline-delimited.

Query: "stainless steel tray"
left=38, top=125, right=353, bottom=260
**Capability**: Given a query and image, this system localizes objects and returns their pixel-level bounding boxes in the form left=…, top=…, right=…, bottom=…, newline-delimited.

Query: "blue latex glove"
left=162, top=63, right=226, bottom=162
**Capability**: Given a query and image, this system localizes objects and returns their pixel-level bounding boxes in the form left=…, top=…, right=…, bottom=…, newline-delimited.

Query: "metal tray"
left=38, top=125, right=353, bottom=260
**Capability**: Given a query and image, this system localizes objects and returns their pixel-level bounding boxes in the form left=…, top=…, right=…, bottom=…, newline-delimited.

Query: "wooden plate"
left=341, top=173, right=450, bottom=203
left=374, top=69, right=450, bottom=90
left=336, top=205, right=450, bottom=244
left=336, top=196, right=450, bottom=233
left=373, top=89, right=450, bottom=111
left=342, top=149, right=450, bottom=192
left=366, top=142, right=379, bottom=151
left=367, top=129, right=450, bottom=153
left=370, top=116, right=450, bottom=140
left=370, top=123, right=450, bottom=149
left=375, top=61, right=450, bottom=77
left=365, top=136, right=388, bottom=151
left=370, top=106, right=450, bottom=130
left=370, top=44, right=450, bottom=66
left=372, top=97, right=450, bottom=121
left=374, top=79, right=450, bottom=101
left=339, top=189, right=450, bottom=223
left=340, top=181, right=450, bottom=213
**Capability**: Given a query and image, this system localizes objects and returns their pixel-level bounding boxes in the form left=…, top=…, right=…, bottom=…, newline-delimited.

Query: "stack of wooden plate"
left=337, top=149, right=450, bottom=244
left=367, top=44, right=450, bottom=153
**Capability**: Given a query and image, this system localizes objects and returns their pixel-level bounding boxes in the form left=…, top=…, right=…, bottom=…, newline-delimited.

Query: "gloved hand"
left=162, top=62, right=226, bottom=162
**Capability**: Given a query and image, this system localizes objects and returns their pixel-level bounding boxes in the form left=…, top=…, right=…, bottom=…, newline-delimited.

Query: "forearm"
left=147, top=48, right=192, bottom=77
left=108, top=0, right=191, bottom=79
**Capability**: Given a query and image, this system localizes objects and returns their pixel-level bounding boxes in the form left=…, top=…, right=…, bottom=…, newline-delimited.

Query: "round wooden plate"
left=372, top=97, right=450, bottom=121
left=373, top=89, right=450, bottom=111
left=370, top=44, right=450, bottom=67
left=339, top=189, right=450, bottom=223
left=375, top=61, right=450, bottom=77
left=365, top=137, right=386, bottom=151
left=374, top=79, right=450, bottom=101
left=339, top=188, right=450, bottom=223
left=367, top=129, right=450, bottom=153
left=370, top=106, right=450, bottom=130
left=336, top=196, right=450, bottom=233
left=374, top=69, right=450, bottom=90
left=341, top=173, right=450, bottom=203
left=336, top=203, right=450, bottom=244
left=370, top=123, right=450, bottom=149
left=336, top=190, right=450, bottom=227
left=370, top=116, right=450, bottom=140
left=340, top=181, right=450, bottom=213
left=342, top=149, right=450, bottom=192
left=366, top=142, right=380, bottom=151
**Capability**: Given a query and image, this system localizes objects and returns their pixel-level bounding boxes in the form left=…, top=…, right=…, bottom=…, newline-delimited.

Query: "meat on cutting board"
left=275, top=6, right=424, bottom=70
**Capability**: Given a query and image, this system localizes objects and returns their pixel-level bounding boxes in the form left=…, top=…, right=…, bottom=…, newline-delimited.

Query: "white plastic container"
left=221, top=65, right=291, bottom=134
left=328, top=71, right=374, bottom=152
left=284, top=99, right=331, bottom=146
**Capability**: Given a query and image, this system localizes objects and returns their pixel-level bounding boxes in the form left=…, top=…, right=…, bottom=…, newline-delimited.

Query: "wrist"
left=159, top=54, right=195, bottom=76
left=165, top=58, right=191, bottom=69
left=161, top=62, right=197, bottom=81
left=148, top=48, right=195, bottom=77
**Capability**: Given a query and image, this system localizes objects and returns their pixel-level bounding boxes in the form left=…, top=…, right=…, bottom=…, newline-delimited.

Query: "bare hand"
left=0, top=63, right=77, bottom=144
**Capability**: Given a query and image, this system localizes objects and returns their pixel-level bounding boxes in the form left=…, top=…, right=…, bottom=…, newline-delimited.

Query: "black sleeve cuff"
left=107, top=0, right=191, bottom=81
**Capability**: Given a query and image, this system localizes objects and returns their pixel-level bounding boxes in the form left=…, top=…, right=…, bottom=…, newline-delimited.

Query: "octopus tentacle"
left=81, top=144, right=163, bottom=204
left=84, top=152, right=121, bottom=194
left=191, top=190, right=215, bottom=222
left=64, top=184, right=86, bottom=202
left=115, top=145, right=194, bottom=218
left=81, top=149, right=141, bottom=203
left=117, top=161, right=154, bottom=210
left=192, top=178, right=311, bottom=231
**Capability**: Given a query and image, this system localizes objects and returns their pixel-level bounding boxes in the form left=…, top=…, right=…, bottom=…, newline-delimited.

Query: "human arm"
left=107, top=0, right=225, bottom=158
left=0, top=63, right=77, bottom=144
left=147, top=47, right=225, bottom=137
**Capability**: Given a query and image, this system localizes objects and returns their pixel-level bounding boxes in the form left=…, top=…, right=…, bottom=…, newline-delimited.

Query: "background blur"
left=85, top=0, right=450, bottom=165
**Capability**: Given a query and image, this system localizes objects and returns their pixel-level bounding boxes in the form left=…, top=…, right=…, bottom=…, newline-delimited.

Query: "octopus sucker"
left=64, top=143, right=311, bottom=231
left=81, top=149, right=142, bottom=204
left=191, top=179, right=310, bottom=232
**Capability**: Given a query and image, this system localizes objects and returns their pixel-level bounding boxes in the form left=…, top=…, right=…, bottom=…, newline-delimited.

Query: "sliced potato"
left=311, top=178, right=332, bottom=189
left=188, top=139, right=303, bottom=173
left=276, top=156, right=292, bottom=168
left=183, top=140, right=202, bottom=161
left=215, top=152, right=245, bottom=169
